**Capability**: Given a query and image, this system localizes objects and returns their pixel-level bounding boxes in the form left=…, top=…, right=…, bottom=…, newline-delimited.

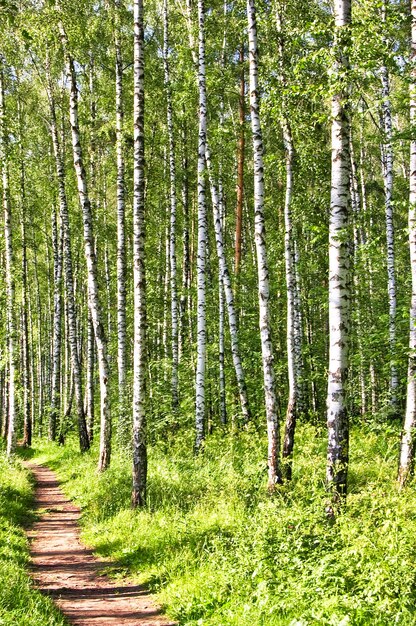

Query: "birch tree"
left=326, top=0, right=351, bottom=509
left=163, top=0, right=179, bottom=411
left=114, top=0, right=128, bottom=441
left=275, top=3, right=302, bottom=480
left=49, top=204, right=62, bottom=442
left=0, top=61, right=16, bottom=457
left=58, top=18, right=112, bottom=471
left=398, top=0, right=416, bottom=487
left=46, top=58, right=90, bottom=453
left=132, top=0, right=148, bottom=507
left=195, top=0, right=208, bottom=452
left=380, top=1, right=398, bottom=410
left=247, top=0, right=282, bottom=489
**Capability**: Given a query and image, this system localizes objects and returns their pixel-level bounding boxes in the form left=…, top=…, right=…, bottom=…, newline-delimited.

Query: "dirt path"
left=26, top=463, right=176, bottom=626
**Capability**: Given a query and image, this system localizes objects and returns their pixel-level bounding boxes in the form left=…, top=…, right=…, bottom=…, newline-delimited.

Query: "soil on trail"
left=26, top=463, right=176, bottom=626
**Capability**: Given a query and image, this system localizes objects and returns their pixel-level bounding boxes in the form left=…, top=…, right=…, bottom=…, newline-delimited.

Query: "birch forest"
left=2, top=0, right=416, bottom=624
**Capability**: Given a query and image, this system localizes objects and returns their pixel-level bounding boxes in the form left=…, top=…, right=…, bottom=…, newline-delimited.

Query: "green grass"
left=26, top=423, right=416, bottom=625
left=0, top=445, right=67, bottom=626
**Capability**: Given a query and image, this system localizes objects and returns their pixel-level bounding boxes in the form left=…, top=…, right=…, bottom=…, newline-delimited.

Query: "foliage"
left=29, top=423, right=416, bottom=626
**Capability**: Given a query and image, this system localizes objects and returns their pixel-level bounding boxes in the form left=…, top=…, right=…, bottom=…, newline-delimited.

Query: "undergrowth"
left=0, top=445, right=67, bottom=626
left=29, top=423, right=416, bottom=625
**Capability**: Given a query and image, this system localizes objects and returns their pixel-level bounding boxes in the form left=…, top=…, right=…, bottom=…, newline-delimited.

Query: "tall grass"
left=0, top=447, right=67, bottom=625
left=31, top=423, right=416, bottom=625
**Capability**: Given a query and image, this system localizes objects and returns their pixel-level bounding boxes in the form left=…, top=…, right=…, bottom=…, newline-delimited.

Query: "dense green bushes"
left=0, top=450, right=67, bottom=626
left=32, top=423, right=416, bottom=625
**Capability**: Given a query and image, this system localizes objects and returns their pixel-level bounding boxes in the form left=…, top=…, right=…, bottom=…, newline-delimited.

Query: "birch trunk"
left=247, top=0, right=282, bottom=489
left=218, top=191, right=227, bottom=425
left=398, top=0, right=416, bottom=487
left=0, top=61, right=16, bottom=458
left=18, top=93, right=31, bottom=447
left=50, top=204, right=63, bottom=441
left=86, top=310, right=95, bottom=442
left=235, top=44, right=245, bottom=282
left=115, top=0, right=128, bottom=440
left=163, top=0, right=179, bottom=411
left=59, top=21, right=112, bottom=470
left=380, top=4, right=398, bottom=409
left=205, top=143, right=251, bottom=422
left=179, top=127, right=191, bottom=359
left=275, top=5, right=302, bottom=479
left=326, top=0, right=351, bottom=509
left=46, top=64, right=89, bottom=453
left=195, top=0, right=208, bottom=452
left=132, top=0, right=148, bottom=507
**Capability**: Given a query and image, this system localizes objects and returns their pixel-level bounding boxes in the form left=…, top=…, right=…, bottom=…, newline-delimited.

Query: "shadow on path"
left=25, top=462, right=177, bottom=626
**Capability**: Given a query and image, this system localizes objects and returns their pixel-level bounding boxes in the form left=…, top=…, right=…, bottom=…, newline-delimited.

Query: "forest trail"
left=25, top=462, right=176, bottom=626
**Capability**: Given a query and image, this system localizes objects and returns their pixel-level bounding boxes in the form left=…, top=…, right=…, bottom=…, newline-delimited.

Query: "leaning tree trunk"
left=194, top=0, right=208, bottom=452
left=163, top=0, right=179, bottom=412
left=59, top=21, right=111, bottom=471
left=0, top=60, right=16, bottom=458
left=398, top=0, right=416, bottom=487
left=247, top=0, right=282, bottom=490
left=46, top=61, right=89, bottom=453
left=114, top=0, right=128, bottom=443
left=326, top=0, right=351, bottom=512
left=132, top=0, right=148, bottom=507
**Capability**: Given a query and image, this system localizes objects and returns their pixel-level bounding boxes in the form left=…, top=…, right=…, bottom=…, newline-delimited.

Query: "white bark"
left=326, top=0, right=351, bottom=507
left=247, top=0, right=282, bottom=489
left=380, top=7, right=398, bottom=407
left=46, top=67, right=90, bottom=453
left=59, top=21, right=112, bottom=470
left=50, top=205, right=63, bottom=441
left=205, top=143, right=251, bottom=422
left=132, top=0, right=148, bottom=507
left=275, top=4, right=302, bottom=479
left=0, top=61, right=16, bottom=458
left=195, top=0, right=208, bottom=452
left=86, top=310, right=95, bottom=442
left=115, top=0, right=128, bottom=438
left=17, top=92, right=32, bottom=448
left=398, top=0, right=416, bottom=487
left=163, top=0, right=179, bottom=411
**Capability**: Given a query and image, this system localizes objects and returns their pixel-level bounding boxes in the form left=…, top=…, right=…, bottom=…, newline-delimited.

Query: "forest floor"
left=25, top=462, right=176, bottom=626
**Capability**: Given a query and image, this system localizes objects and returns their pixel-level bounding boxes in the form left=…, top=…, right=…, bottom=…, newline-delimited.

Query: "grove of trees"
left=1, top=0, right=416, bottom=514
